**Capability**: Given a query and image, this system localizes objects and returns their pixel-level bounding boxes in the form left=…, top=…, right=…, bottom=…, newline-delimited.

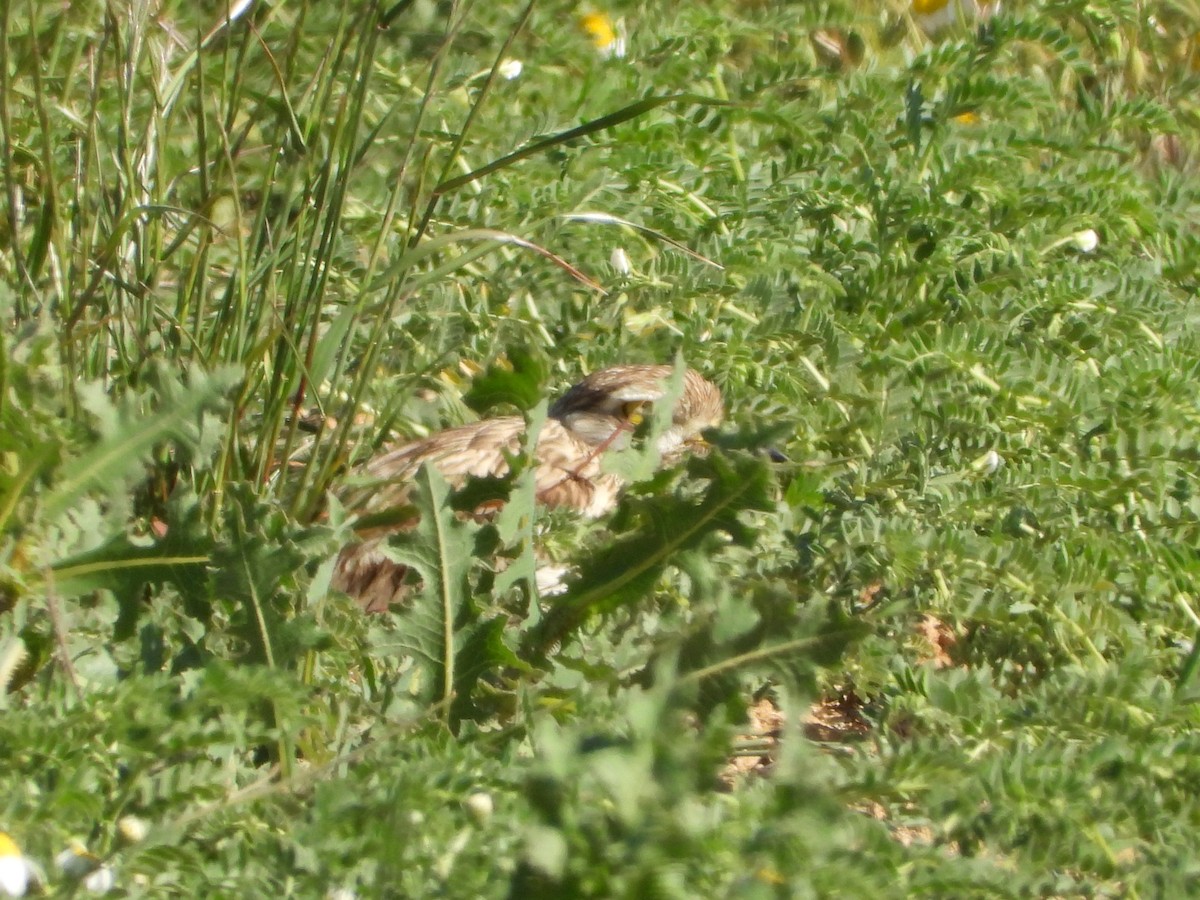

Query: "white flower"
left=0, top=833, right=29, bottom=897
left=0, top=639, right=28, bottom=693
left=971, top=449, right=1003, bottom=474
left=219, top=0, right=255, bottom=25
left=1042, top=228, right=1101, bottom=257
left=610, top=247, right=632, bottom=276
left=1070, top=228, right=1100, bottom=253
left=536, top=564, right=571, bottom=596
left=497, top=58, right=523, bottom=80
left=200, top=0, right=256, bottom=48
left=465, top=791, right=495, bottom=825
left=56, top=845, right=90, bottom=878
left=116, top=816, right=148, bottom=844
left=83, top=866, right=115, bottom=894
left=57, top=843, right=114, bottom=894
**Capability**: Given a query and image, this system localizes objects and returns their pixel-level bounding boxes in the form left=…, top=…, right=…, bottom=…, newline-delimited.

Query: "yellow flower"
left=755, top=867, right=786, bottom=885
left=579, top=12, right=627, bottom=59
left=913, top=0, right=1000, bottom=36
left=0, top=833, right=29, bottom=898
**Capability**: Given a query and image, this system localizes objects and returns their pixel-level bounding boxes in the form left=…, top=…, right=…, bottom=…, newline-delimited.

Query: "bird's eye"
left=621, top=400, right=646, bottom=425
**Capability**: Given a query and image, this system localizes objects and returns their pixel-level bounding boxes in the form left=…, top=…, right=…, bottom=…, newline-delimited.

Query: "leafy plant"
left=2, top=0, right=1200, bottom=894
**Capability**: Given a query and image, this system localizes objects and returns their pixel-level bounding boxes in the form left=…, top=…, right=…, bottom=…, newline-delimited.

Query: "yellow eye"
left=621, top=400, right=646, bottom=425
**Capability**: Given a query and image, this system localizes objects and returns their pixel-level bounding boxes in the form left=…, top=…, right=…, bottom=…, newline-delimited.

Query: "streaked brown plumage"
left=332, top=364, right=723, bottom=612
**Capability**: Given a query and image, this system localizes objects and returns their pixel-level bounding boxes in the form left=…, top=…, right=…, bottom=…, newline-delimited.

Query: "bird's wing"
left=345, top=416, right=528, bottom=514
left=354, top=416, right=625, bottom=517
left=334, top=410, right=634, bottom=612
left=335, top=416, right=534, bottom=611
left=530, top=420, right=625, bottom=518
left=332, top=538, right=410, bottom=614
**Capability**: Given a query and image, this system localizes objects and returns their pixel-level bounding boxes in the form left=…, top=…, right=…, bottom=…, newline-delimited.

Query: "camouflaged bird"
left=332, top=365, right=723, bottom=612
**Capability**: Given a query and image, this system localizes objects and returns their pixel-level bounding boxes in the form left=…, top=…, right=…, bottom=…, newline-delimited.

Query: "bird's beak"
left=623, top=400, right=646, bottom=427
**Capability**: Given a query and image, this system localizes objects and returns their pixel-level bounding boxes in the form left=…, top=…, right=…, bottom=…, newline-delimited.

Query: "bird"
left=331, top=364, right=724, bottom=613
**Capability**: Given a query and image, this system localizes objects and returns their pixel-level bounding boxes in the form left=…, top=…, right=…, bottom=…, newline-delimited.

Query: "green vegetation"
left=3, top=0, right=1200, bottom=894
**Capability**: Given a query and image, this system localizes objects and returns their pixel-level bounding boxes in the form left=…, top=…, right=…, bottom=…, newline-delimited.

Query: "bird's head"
left=549, top=364, right=723, bottom=458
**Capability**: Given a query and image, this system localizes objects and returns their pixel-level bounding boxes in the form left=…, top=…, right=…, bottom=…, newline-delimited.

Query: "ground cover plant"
left=2, top=0, right=1200, bottom=895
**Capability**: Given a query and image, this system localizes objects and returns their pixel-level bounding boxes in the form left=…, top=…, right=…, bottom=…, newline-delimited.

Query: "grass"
left=3, top=0, right=1200, bottom=895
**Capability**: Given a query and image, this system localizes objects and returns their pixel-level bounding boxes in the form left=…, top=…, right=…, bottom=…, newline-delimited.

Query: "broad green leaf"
left=463, top=349, right=547, bottom=414
left=42, top=366, right=241, bottom=523
left=208, top=486, right=337, bottom=667
left=377, top=465, right=477, bottom=716
left=526, top=451, right=776, bottom=658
